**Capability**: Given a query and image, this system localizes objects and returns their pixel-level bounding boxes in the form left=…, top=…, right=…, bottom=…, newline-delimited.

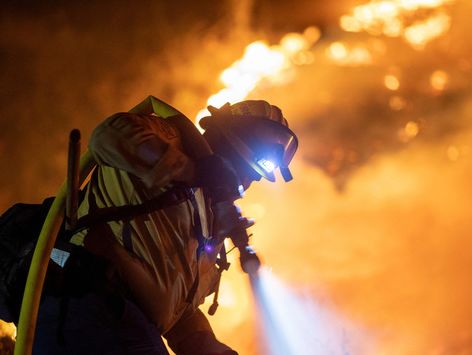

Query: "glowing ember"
left=384, top=74, right=400, bottom=90
left=328, top=41, right=348, bottom=60
left=326, top=42, right=373, bottom=66
left=430, top=69, right=449, bottom=91
left=195, top=27, right=321, bottom=123
left=340, top=0, right=455, bottom=49
left=403, top=12, right=451, bottom=49
left=389, top=95, right=407, bottom=110
left=405, top=121, right=419, bottom=138
left=0, top=320, right=16, bottom=354
left=0, top=321, right=16, bottom=339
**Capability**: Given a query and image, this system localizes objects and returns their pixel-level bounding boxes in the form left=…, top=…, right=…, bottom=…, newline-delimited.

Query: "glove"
left=193, top=154, right=242, bottom=202
left=168, top=330, right=238, bottom=355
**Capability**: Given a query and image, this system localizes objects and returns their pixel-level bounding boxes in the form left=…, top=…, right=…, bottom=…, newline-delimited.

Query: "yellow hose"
left=14, top=151, right=95, bottom=355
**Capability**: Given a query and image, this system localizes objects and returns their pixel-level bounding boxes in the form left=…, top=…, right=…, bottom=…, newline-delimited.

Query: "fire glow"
left=195, top=27, right=321, bottom=123
left=340, top=0, right=455, bottom=49
left=196, top=0, right=463, bottom=354
left=195, top=0, right=455, bottom=126
left=0, top=0, right=467, bottom=353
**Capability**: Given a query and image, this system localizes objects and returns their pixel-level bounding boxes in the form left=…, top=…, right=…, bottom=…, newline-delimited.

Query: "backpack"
left=0, top=197, right=57, bottom=323
left=0, top=184, right=196, bottom=324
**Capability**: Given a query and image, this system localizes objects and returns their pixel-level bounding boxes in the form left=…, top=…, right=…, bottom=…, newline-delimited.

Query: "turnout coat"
left=70, top=111, right=224, bottom=349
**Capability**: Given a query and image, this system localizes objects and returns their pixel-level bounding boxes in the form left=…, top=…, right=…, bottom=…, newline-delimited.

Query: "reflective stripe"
left=50, top=248, right=70, bottom=267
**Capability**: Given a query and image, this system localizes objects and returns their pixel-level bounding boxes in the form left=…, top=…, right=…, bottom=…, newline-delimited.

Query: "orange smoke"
left=1, top=0, right=471, bottom=354
left=339, top=0, right=455, bottom=49
left=196, top=0, right=472, bottom=354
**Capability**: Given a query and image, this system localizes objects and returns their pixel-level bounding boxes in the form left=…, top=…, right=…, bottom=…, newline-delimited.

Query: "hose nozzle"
left=229, top=220, right=261, bottom=275
left=239, top=245, right=261, bottom=275
left=212, top=200, right=261, bottom=275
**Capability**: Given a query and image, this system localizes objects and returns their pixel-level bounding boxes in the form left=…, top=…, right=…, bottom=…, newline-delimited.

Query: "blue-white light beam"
left=250, top=267, right=370, bottom=355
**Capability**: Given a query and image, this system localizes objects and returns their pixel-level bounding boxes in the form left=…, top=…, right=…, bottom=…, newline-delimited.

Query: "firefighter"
left=34, top=99, right=298, bottom=355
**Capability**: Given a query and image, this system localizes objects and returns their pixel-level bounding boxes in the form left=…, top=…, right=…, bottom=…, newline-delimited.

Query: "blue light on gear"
left=257, top=158, right=276, bottom=173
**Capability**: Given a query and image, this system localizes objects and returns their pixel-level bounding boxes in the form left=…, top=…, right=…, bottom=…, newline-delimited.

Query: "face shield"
left=200, top=110, right=298, bottom=182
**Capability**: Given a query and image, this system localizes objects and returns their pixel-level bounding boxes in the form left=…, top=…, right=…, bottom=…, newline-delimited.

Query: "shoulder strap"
left=71, top=185, right=192, bottom=236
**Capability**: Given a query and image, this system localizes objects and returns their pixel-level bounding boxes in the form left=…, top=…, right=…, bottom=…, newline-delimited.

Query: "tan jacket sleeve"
left=89, top=112, right=193, bottom=189
left=164, top=308, right=236, bottom=355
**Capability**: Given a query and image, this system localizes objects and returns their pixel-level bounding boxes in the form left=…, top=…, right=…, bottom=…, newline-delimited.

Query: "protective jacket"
left=70, top=111, right=225, bottom=350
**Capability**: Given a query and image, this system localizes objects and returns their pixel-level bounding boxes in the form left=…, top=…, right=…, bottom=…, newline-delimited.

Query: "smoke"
left=1, top=0, right=472, bottom=354
left=236, top=129, right=472, bottom=353
left=208, top=1, right=472, bottom=354
left=0, top=0, right=247, bottom=210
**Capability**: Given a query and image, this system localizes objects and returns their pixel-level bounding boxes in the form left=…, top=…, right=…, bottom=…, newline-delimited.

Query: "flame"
left=384, top=74, right=401, bottom=90
left=196, top=0, right=456, bottom=125
left=398, top=121, right=420, bottom=142
left=326, top=41, right=373, bottom=66
left=0, top=320, right=16, bottom=339
left=340, top=0, right=455, bottom=49
left=389, top=95, right=407, bottom=110
left=195, top=27, right=320, bottom=123
left=403, top=11, right=451, bottom=49
left=0, top=320, right=16, bottom=353
left=192, top=1, right=462, bottom=352
left=430, top=69, right=449, bottom=91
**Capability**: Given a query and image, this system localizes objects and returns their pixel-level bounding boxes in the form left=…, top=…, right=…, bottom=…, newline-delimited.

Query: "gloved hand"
left=84, top=222, right=121, bottom=261
left=193, top=154, right=242, bottom=202
left=166, top=329, right=238, bottom=355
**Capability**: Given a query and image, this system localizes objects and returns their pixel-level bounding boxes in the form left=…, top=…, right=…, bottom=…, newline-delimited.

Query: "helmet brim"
left=200, top=115, right=298, bottom=182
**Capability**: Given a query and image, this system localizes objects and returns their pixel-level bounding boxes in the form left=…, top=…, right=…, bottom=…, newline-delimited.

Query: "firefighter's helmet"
left=199, top=100, right=298, bottom=182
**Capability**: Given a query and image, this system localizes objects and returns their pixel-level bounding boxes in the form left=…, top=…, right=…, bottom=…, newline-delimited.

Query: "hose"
left=14, top=151, right=95, bottom=355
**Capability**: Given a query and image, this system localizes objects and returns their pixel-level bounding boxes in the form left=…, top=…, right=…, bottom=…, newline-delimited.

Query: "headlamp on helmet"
left=257, top=158, right=277, bottom=174
left=199, top=101, right=298, bottom=182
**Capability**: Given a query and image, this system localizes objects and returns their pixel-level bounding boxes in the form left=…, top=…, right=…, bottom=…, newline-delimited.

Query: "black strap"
left=188, top=190, right=206, bottom=258
left=67, top=179, right=208, bottom=306
left=70, top=185, right=192, bottom=237
left=208, top=243, right=230, bottom=316
left=121, top=222, right=133, bottom=253
left=184, top=189, right=205, bottom=304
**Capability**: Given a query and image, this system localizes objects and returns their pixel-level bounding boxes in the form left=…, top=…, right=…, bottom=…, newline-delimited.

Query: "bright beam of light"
left=250, top=268, right=371, bottom=355
left=257, top=158, right=276, bottom=173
